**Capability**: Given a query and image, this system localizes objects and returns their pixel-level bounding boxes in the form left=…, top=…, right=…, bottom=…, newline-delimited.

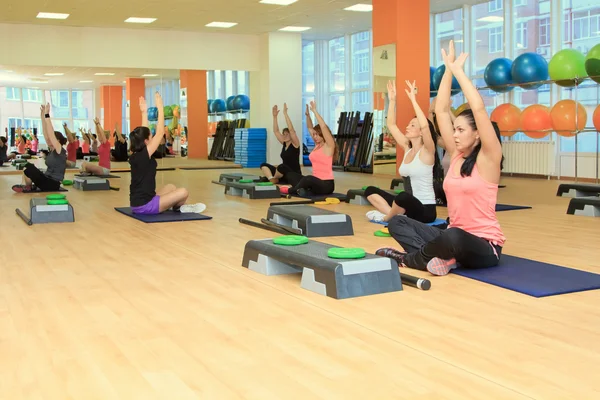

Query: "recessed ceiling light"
left=95, top=72, right=115, bottom=76
left=344, top=4, right=373, bottom=12
left=125, top=17, right=157, bottom=24
left=477, top=16, right=504, bottom=22
left=279, top=26, right=311, bottom=32
left=37, top=12, right=70, bottom=20
left=142, top=74, right=159, bottom=77
left=80, top=80, right=93, bottom=83
left=44, top=73, right=64, bottom=76
left=205, top=21, right=237, bottom=28
left=2, top=70, right=13, bottom=73
left=259, top=0, right=298, bottom=5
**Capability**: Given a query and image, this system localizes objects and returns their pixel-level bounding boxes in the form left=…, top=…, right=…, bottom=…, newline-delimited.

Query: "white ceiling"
left=0, top=0, right=485, bottom=40
left=0, top=66, right=181, bottom=89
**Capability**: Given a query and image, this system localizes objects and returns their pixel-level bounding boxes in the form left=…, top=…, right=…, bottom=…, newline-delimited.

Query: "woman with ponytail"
left=376, top=40, right=505, bottom=276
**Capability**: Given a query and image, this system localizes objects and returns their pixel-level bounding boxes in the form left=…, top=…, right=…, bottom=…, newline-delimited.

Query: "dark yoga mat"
left=371, top=218, right=447, bottom=227
left=289, top=192, right=348, bottom=202
left=453, top=255, right=600, bottom=297
left=495, top=204, right=531, bottom=211
left=16, top=186, right=68, bottom=193
left=115, top=207, right=212, bottom=223
left=75, top=174, right=121, bottom=179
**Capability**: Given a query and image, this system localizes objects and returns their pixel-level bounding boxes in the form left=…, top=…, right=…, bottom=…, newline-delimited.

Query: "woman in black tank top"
left=259, top=103, right=301, bottom=184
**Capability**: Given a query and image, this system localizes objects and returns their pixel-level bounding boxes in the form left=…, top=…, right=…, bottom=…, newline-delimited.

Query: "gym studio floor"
left=0, top=161, right=599, bottom=399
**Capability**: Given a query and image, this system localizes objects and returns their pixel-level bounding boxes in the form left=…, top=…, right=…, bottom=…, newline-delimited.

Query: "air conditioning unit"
left=536, top=46, right=550, bottom=57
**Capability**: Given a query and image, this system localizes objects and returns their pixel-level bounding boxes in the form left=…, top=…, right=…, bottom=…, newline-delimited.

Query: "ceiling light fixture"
left=477, top=16, right=504, bottom=22
left=344, top=4, right=373, bottom=12
left=95, top=73, right=115, bottom=76
left=36, top=12, right=70, bottom=20
left=205, top=21, right=238, bottom=28
left=44, top=73, right=64, bottom=76
left=80, top=80, right=93, bottom=83
left=125, top=17, right=157, bottom=24
left=142, top=74, right=159, bottom=77
left=259, top=0, right=298, bottom=5
left=279, top=26, right=311, bottom=32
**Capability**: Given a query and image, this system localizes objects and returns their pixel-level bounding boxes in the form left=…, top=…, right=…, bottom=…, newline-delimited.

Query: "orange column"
left=100, top=85, right=123, bottom=146
left=126, top=78, right=145, bottom=131
left=373, top=0, right=430, bottom=174
left=179, top=70, right=208, bottom=158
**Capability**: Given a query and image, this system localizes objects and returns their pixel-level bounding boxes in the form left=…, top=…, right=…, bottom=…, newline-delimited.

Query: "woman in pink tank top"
left=279, top=101, right=337, bottom=197
left=377, top=40, right=505, bottom=276
left=80, top=118, right=111, bottom=176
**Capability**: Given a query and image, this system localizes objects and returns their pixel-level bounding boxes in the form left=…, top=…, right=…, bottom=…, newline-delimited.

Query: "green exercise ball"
left=585, top=43, right=600, bottom=84
left=548, top=48, right=587, bottom=87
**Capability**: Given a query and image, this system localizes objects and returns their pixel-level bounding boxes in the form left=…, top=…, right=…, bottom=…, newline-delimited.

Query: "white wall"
left=250, top=32, right=303, bottom=165
left=0, top=24, right=260, bottom=72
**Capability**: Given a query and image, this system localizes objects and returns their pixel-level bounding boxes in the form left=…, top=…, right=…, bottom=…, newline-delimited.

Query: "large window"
left=302, top=41, right=316, bottom=147
left=350, top=31, right=372, bottom=115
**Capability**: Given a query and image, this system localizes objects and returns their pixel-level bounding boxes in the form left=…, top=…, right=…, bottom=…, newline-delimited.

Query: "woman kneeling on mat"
left=259, top=104, right=301, bottom=183
left=80, top=118, right=111, bottom=176
left=129, top=93, right=205, bottom=215
left=12, top=103, right=67, bottom=193
left=377, top=41, right=505, bottom=276
left=364, top=80, right=443, bottom=224
left=279, top=101, right=337, bottom=197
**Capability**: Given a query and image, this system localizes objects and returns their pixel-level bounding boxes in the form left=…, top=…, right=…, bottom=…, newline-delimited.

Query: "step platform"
left=557, top=183, right=600, bottom=198
left=390, top=178, right=404, bottom=191
left=242, top=238, right=402, bottom=299
left=16, top=198, right=75, bottom=225
left=16, top=154, right=32, bottom=160
left=83, top=155, right=99, bottom=162
left=73, top=176, right=110, bottom=191
left=218, top=172, right=260, bottom=185
left=567, top=197, right=600, bottom=217
left=225, top=181, right=281, bottom=199
left=267, top=204, right=353, bottom=237
left=346, top=188, right=399, bottom=205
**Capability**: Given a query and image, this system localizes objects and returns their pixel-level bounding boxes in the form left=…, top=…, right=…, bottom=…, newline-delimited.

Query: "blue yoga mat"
left=453, top=255, right=600, bottom=297
left=371, top=218, right=447, bottom=227
left=115, top=207, right=212, bottom=223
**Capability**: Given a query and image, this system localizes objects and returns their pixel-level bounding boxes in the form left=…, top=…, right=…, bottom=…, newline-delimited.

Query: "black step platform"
left=225, top=181, right=281, bottom=199
left=346, top=188, right=399, bottom=205
left=557, top=183, right=600, bottom=198
left=567, top=197, right=600, bottom=217
left=267, top=204, right=354, bottom=237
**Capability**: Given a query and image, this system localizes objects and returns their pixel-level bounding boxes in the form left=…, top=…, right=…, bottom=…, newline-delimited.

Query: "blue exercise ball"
left=226, top=96, right=236, bottom=111
left=207, top=99, right=213, bottom=113
left=232, top=94, right=250, bottom=112
left=511, top=52, right=548, bottom=90
left=148, top=107, right=158, bottom=122
left=432, top=65, right=461, bottom=96
left=210, top=99, right=227, bottom=114
left=484, top=58, right=514, bottom=93
left=429, top=67, right=437, bottom=98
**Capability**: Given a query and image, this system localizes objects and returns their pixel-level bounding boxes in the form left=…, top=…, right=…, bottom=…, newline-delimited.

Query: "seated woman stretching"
left=80, top=118, right=111, bottom=176
left=259, top=103, right=301, bottom=183
left=376, top=40, right=505, bottom=276
left=279, top=101, right=337, bottom=197
left=7, top=128, right=27, bottom=161
left=364, top=80, right=443, bottom=224
left=12, top=103, right=67, bottom=193
left=129, top=93, right=205, bottom=215
left=63, top=123, right=79, bottom=168
left=111, top=123, right=129, bottom=162
left=0, top=136, right=8, bottom=166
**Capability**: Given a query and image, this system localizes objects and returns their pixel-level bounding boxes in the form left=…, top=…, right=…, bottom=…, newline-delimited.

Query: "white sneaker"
left=180, top=203, right=206, bottom=214
left=366, top=210, right=386, bottom=222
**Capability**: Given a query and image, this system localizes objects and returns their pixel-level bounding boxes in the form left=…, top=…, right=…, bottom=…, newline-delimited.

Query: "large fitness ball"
left=593, top=104, right=600, bottom=131
left=521, top=104, right=552, bottom=139
left=548, top=49, right=587, bottom=87
left=585, top=43, right=600, bottom=84
left=491, top=104, right=521, bottom=136
left=210, top=99, right=227, bottom=114
left=511, top=53, right=549, bottom=90
left=429, top=66, right=437, bottom=98
left=232, top=94, right=250, bottom=112
left=226, top=96, right=236, bottom=111
left=148, top=107, right=158, bottom=122
left=550, top=100, right=587, bottom=137
left=484, top=58, right=514, bottom=93
left=432, top=65, right=461, bottom=96
left=163, top=105, right=173, bottom=118
left=207, top=99, right=213, bottom=113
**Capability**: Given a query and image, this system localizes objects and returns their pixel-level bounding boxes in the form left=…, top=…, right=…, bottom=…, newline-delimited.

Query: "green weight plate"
left=394, top=190, right=404, bottom=194
left=256, top=182, right=274, bottom=186
left=47, top=199, right=69, bottom=205
left=62, top=179, right=73, bottom=186
left=46, top=194, right=66, bottom=200
left=272, top=235, right=309, bottom=246
left=238, top=179, right=253, bottom=183
left=327, top=247, right=366, bottom=259
left=374, top=230, right=391, bottom=237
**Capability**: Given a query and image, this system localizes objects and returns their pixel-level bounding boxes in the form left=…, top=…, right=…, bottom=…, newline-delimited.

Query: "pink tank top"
left=17, top=139, right=26, bottom=154
left=98, top=141, right=111, bottom=169
left=443, top=154, right=505, bottom=246
left=309, top=145, right=334, bottom=181
left=67, top=140, right=78, bottom=162
left=82, top=140, right=90, bottom=153
left=31, top=139, right=38, bottom=153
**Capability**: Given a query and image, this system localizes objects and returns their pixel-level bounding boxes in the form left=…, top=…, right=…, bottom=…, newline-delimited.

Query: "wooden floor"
left=1, top=159, right=599, bottom=399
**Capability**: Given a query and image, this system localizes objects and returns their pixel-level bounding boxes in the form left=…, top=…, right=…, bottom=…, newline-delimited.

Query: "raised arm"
left=115, top=123, right=126, bottom=143
left=447, top=50, right=502, bottom=164
left=309, top=101, right=335, bottom=153
left=41, top=103, right=61, bottom=152
left=405, top=80, right=435, bottom=156
left=63, top=123, right=75, bottom=143
left=272, top=105, right=284, bottom=144
left=386, top=80, right=408, bottom=150
left=93, top=118, right=108, bottom=144
left=146, top=92, right=165, bottom=158
left=435, top=42, right=458, bottom=156
left=282, top=103, right=300, bottom=148
left=140, top=97, right=149, bottom=128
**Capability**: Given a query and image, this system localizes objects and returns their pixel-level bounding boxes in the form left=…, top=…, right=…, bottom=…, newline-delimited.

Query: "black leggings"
left=278, top=164, right=334, bottom=195
left=387, top=216, right=502, bottom=271
left=24, top=164, right=61, bottom=192
left=364, top=186, right=437, bottom=223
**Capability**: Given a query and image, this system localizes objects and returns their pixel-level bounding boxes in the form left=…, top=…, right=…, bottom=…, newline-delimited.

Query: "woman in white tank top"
left=364, top=80, right=443, bottom=224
